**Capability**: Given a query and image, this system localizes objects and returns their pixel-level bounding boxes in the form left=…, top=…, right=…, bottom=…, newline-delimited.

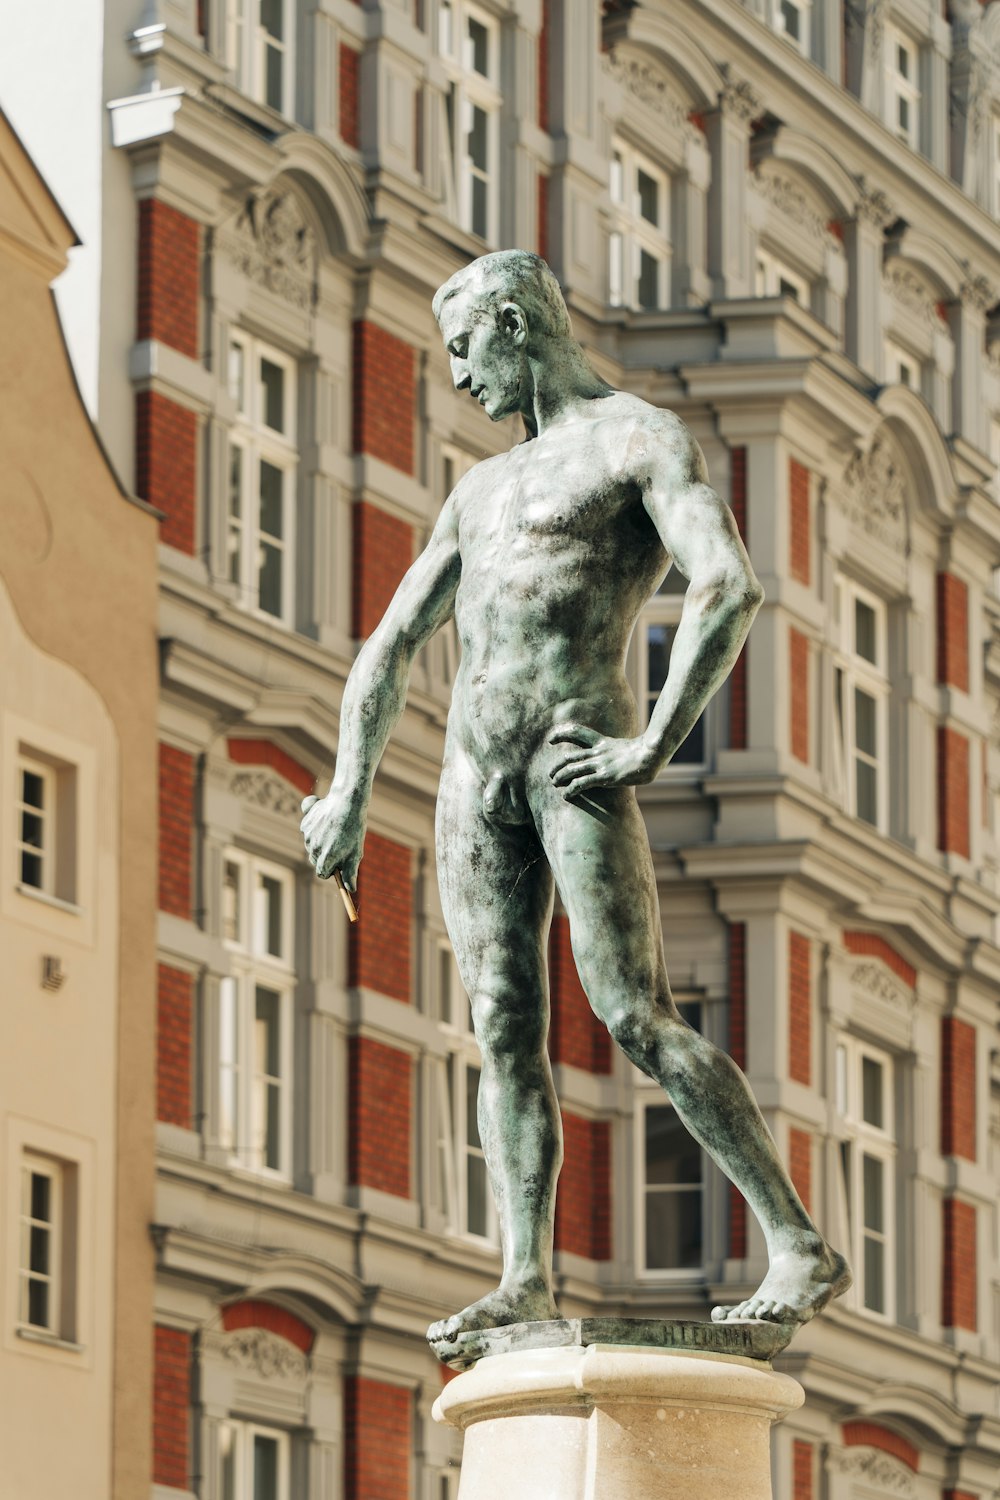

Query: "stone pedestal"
left=433, top=1343, right=803, bottom=1500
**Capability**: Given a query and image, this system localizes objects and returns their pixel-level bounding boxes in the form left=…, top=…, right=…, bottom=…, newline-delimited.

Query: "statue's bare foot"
left=712, top=1237, right=852, bottom=1325
left=427, top=1276, right=559, bottom=1347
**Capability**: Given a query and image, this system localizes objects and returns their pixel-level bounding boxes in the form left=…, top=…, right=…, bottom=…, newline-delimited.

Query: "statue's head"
left=433, top=250, right=572, bottom=422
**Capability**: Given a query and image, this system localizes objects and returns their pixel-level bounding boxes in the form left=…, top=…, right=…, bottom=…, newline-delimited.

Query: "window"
left=228, top=0, right=292, bottom=115
left=18, top=1153, right=76, bottom=1342
left=886, top=28, right=919, bottom=149
left=755, top=247, right=810, bottom=306
left=637, top=1002, right=704, bottom=1275
left=776, top=0, right=810, bottom=53
left=609, top=141, right=670, bottom=311
left=835, top=1037, right=895, bottom=1318
left=219, top=1420, right=290, bottom=1500
left=15, top=749, right=76, bottom=905
left=884, top=339, right=920, bottom=391
left=436, top=946, right=498, bottom=1244
left=439, top=1, right=500, bottom=241
left=227, top=335, right=297, bottom=625
left=637, top=594, right=706, bottom=770
left=219, top=852, right=295, bottom=1179
left=833, top=582, right=888, bottom=831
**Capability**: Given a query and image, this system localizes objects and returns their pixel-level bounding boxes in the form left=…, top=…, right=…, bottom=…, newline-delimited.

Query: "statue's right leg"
left=428, top=753, right=560, bottom=1347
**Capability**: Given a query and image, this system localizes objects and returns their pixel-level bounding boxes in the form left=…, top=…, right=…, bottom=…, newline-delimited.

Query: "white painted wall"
left=0, top=0, right=105, bottom=414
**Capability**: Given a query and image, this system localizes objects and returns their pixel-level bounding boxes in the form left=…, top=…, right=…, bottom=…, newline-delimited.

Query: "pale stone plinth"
left=433, top=1343, right=804, bottom=1500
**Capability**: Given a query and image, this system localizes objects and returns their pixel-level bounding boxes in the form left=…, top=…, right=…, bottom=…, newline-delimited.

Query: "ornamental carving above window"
left=224, top=190, right=316, bottom=309
left=222, top=1327, right=309, bottom=1380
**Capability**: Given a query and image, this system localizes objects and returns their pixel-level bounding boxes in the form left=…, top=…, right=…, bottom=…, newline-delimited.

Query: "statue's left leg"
left=527, top=764, right=851, bottom=1325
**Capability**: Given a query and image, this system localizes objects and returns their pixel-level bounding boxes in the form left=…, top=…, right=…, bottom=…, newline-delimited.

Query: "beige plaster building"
left=0, top=112, right=160, bottom=1500
left=4, top=0, right=1000, bottom=1497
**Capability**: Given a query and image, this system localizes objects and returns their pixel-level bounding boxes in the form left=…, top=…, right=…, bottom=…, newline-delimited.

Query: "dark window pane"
left=466, top=1066, right=481, bottom=1149
left=254, top=1434, right=279, bottom=1500
left=677, top=1001, right=702, bottom=1032
left=29, top=1224, right=50, bottom=1275
left=260, top=874, right=283, bottom=957
left=260, top=358, right=285, bottom=431
left=855, top=689, right=876, bottom=757
left=21, top=851, right=42, bottom=888
left=863, top=1235, right=885, bottom=1313
left=28, top=1278, right=49, bottom=1328
left=898, top=96, right=909, bottom=135
left=855, top=598, right=877, bottom=664
left=22, top=770, right=44, bottom=808
left=471, top=176, right=488, bottom=239
left=31, top=1172, right=51, bottom=1222
left=258, top=543, right=283, bottom=618
left=261, top=0, right=283, bottom=40
left=856, top=759, right=877, bottom=826
left=468, top=106, right=488, bottom=171
left=265, top=1084, right=280, bottom=1169
left=638, top=249, right=659, bottom=310
left=468, top=16, right=489, bottom=75
left=645, top=1106, right=701, bottom=1186
left=897, top=43, right=909, bottom=79
left=861, top=1056, right=884, bottom=1129
left=781, top=0, right=801, bottom=39
left=646, top=1187, right=701, bottom=1270
left=259, top=460, right=284, bottom=539
left=266, top=44, right=283, bottom=110
left=862, top=1153, right=884, bottom=1233
left=673, top=718, right=705, bottom=766
left=21, top=811, right=43, bottom=849
left=255, top=987, right=281, bottom=1075
left=637, top=168, right=658, bottom=225
left=778, top=275, right=801, bottom=302
left=647, top=624, right=671, bottom=698
left=467, top=1155, right=488, bottom=1236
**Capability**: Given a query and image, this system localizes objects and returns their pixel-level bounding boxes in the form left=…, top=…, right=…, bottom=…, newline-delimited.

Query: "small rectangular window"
left=229, top=0, right=292, bottom=116
left=18, top=1152, right=77, bottom=1343
left=15, top=750, right=77, bottom=905
left=440, top=2, right=500, bottom=243
left=835, top=580, right=888, bottom=832
left=608, top=140, right=670, bottom=312
left=225, top=335, right=296, bottom=625
left=886, top=28, right=919, bottom=149
left=837, top=1037, right=896, bottom=1319
left=219, top=1421, right=290, bottom=1500
left=641, top=618, right=706, bottom=768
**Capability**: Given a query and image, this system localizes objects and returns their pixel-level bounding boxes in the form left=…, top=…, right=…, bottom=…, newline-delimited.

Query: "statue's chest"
left=464, top=438, right=617, bottom=555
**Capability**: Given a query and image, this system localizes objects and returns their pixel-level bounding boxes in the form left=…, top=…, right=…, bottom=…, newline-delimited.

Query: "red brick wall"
left=537, top=171, right=549, bottom=263
left=221, top=1300, right=315, bottom=1353
left=790, top=627, right=809, bottom=763
left=841, top=1423, right=919, bottom=1471
left=340, top=44, right=360, bottom=148
left=843, top=931, right=916, bottom=988
left=153, top=1326, right=190, bottom=1490
left=788, top=930, right=811, bottom=1086
left=789, top=458, right=810, bottom=586
left=158, top=743, right=194, bottom=918
left=348, top=831, right=411, bottom=1001
left=538, top=0, right=550, bottom=130
left=941, top=1017, right=977, bottom=1161
left=137, top=199, right=199, bottom=359
left=348, top=1036, right=411, bottom=1197
left=789, top=1127, right=811, bottom=1214
left=730, top=447, right=748, bottom=750
left=344, top=1376, right=411, bottom=1500
left=936, top=573, right=969, bottom=692
left=227, top=737, right=314, bottom=796
left=792, top=1439, right=814, bottom=1500
left=728, top=920, right=747, bottom=1259
left=548, top=914, right=612, bottom=1073
left=554, top=1111, right=611, bottom=1260
left=943, top=1492, right=978, bottom=1500
left=157, top=965, right=192, bottom=1127
left=942, top=1198, right=977, bottom=1331
left=352, top=500, right=414, bottom=639
left=937, top=726, right=970, bottom=857
left=352, top=320, right=416, bottom=474
left=136, top=390, right=197, bottom=554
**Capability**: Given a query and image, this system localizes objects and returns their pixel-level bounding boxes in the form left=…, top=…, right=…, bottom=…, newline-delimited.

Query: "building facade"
left=5, top=0, right=1000, bottom=1495
left=0, top=111, right=160, bottom=1499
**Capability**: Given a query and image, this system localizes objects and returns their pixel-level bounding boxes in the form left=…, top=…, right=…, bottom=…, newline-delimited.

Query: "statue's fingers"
left=301, top=793, right=319, bottom=814
left=552, top=758, right=597, bottom=786
left=549, top=723, right=598, bottom=749
left=549, top=749, right=591, bottom=779
left=562, top=770, right=608, bottom=799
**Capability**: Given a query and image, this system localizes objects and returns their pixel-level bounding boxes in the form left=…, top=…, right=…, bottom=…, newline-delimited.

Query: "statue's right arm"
left=301, top=490, right=462, bottom=886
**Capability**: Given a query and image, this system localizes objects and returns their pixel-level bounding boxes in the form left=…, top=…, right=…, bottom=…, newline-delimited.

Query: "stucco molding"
left=849, top=961, right=913, bottom=1012
left=220, top=188, right=317, bottom=310
left=602, top=6, right=725, bottom=109
left=603, top=49, right=701, bottom=145
left=829, top=1446, right=916, bottom=1495
left=228, top=768, right=304, bottom=818
left=221, top=1326, right=309, bottom=1380
left=836, top=431, right=907, bottom=549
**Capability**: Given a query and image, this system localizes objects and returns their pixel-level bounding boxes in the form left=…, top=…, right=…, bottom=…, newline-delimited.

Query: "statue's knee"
left=604, top=1001, right=658, bottom=1065
left=471, top=986, right=545, bottom=1059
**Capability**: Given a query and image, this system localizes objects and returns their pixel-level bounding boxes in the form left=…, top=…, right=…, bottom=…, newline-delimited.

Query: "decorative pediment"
left=883, top=262, right=943, bottom=331
left=222, top=1327, right=308, bottom=1380
left=829, top=1446, right=916, bottom=1496
left=752, top=162, right=840, bottom=248
left=229, top=769, right=303, bottom=818
left=223, top=189, right=316, bottom=309
left=604, top=48, right=699, bottom=141
left=836, top=432, right=907, bottom=550
left=849, top=961, right=912, bottom=1013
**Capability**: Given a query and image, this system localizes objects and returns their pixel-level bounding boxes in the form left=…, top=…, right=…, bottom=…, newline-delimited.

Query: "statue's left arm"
left=550, top=419, right=763, bottom=796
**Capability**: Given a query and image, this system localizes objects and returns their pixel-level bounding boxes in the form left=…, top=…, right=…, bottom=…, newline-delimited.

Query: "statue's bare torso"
left=449, top=394, right=673, bottom=789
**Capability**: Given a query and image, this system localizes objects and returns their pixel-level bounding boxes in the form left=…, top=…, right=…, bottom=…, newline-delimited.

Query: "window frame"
left=18, top=1153, right=63, bottom=1337
left=755, top=246, right=811, bottom=306
left=435, top=944, right=499, bottom=1247
left=608, top=138, right=671, bottom=313
left=833, top=578, right=889, bottom=835
left=834, top=1035, right=897, bottom=1321
left=226, top=333, right=298, bottom=628
left=884, top=337, right=922, bottom=392
left=438, top=0, right=502, bottom=243
left=218, top=1417, right=292, bottom=1500
left=635, top=595, right=708, bottom=774
left=16, top=754, right=56, bottom=897
left=634, top=999, right=705, bottom=1279
left=218, top=849, right=296, bottom=1183
left=775, top=0, right=811, bottom=55
left=227, top=0, right=294, bottom=117
left=885, top=24, right=920, bottom=150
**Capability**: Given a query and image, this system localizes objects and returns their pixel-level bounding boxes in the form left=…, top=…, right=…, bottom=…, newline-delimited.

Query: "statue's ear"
left=499, top=302, right=528, bottom=347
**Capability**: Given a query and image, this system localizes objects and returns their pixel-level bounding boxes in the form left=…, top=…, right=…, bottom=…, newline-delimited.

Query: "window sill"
left=16, top=1325, right=85, bottom=1353
left=16, top=884, right=82, bottom=917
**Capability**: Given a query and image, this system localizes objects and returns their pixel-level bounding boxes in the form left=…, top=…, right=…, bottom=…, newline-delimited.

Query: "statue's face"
left=438, top=292, right=527, bottom=422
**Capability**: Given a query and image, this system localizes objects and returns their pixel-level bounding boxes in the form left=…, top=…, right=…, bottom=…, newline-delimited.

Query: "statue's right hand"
left=300, top=792, right=364, bottom=890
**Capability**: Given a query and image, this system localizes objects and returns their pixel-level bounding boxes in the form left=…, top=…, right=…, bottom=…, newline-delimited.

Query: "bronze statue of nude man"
left=301, top=250, right=850, bottom=1347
